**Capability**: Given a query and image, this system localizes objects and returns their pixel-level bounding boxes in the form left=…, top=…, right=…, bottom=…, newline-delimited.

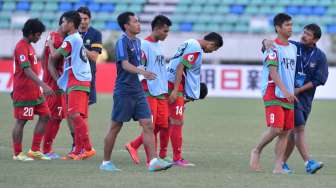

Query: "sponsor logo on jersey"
left=19, top=55, right=26, bottom=62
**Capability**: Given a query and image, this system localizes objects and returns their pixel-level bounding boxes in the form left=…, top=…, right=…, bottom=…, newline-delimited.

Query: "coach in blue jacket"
left=283, top=24, right=329, bottom=174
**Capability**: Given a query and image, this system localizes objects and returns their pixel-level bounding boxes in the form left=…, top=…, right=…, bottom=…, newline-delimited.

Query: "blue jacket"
left=290, top=40, right=329, bottom=112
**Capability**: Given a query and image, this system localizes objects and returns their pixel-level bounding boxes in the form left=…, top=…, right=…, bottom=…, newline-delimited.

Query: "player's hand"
left=169, top=90, right=178, bottom=104
left=141, top=70, right=157, bottom=80
left=284, top=91, right=298, bottom=103
left=42, top=85, right=54, bottom=96
left=47, top=38, right=54, bottom=48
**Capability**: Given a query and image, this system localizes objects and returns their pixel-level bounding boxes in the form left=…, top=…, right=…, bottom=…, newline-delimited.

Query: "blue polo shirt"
left=114, top=34, right=143, bottom=96
left=290, top=40, right=329, bottom=112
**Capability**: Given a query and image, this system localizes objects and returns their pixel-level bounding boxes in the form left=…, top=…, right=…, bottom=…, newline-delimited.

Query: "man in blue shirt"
left=99, top=12, right=172, bottom=172
left=283, top=24, right=328, bottom=174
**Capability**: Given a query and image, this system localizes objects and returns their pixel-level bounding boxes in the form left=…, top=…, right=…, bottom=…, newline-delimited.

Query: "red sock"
left=159, top=127, right=169, bottom=159
left=13, top=142, right=22, bottom=156
left=170, top=125, right=183, bottom=161
left=31, top=133, right=44, bottom=152
left=130, top=134, right=143, bottom=150
left=73, top=116, right=92, bottom=152
left=43, top=119, right=61, bottom=154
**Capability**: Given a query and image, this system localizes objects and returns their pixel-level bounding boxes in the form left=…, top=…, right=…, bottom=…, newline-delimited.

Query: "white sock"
left=102, top=160, right=110, bottom=165
left=304, top=160, right=309, bottom=166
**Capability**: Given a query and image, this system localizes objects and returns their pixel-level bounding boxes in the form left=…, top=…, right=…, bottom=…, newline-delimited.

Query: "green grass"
left=0, top=93, right=335, bottom=188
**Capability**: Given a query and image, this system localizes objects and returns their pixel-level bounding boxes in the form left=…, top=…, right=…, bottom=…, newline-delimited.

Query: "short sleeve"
left=90, top=31, right=102, bottom=54
left=115, top=38, right=129, bottom=62
left=264, top=49, right=279, bottom=67
left=181, top=52, right=200, bottom=69
left=57, top=41, right=72, bottom=58
left=15, top=47, right=30, bottom=69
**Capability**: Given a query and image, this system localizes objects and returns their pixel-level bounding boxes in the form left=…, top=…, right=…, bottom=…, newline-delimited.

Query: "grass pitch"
left=0, top=93, right=335, bottom=188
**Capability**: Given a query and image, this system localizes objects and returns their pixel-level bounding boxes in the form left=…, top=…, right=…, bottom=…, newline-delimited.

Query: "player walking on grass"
left=48, top=11, right=95, bottom=160
left=125, top=15, right=172, bottom=165
left=99, top=12, right=172, bottom=172
left=12, top=18, right=53, bottom=161
left=250, top=13, right=298, bottom=174
left=41, top=15, right=67, bottom=159
left=167, top=32, right=223, bottom=166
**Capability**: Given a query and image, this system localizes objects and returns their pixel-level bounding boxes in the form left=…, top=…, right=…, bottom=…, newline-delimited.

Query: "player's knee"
left=140, top=119, right=153, bottom=131
left=68, top=113, right=80, bottom=121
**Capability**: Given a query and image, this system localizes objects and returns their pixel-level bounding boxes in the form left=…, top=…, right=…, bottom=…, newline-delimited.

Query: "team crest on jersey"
left=187, top=54, right=194, bottom=62
left=267, top=51, right=277, bottom=60
left=310, top=62, right=316, bottom=68
left=19, top=55, right=26, bottom=62
left=86, top=39, right=91, bottom=45
left=61, top=41, right=67, bottom=48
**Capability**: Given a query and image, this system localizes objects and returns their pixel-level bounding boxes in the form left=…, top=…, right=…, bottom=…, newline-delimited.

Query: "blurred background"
left=0, top=0, right=335, bottom=98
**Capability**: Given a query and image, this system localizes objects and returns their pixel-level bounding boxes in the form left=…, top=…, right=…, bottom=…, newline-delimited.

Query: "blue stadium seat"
left=16, top=1, right=30, bottom=11
left=59, top=2, right=73, bottom=12
left=285, top=6, right=300, bottom=15
left=230, top=5, right=245, bottom=15
left=326, top=25, right=336, bottom=33
left=73, top=3, right=87, bottom=10
left=300, top=6, right=312, bottom=16
left=105, top=21, right=120, bottom=30
left=100, top=3, right=115, bottom=12
left=88, top=2, right=101, bottom=12
left=313, top=6, right=326, bottom=16
left=179, top=22, right=193, bottom=32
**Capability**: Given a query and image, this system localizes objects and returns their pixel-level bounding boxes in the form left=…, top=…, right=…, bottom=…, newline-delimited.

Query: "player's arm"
left=269, top=66, right=297, bottom=103
left=47, top=55, right=60, bottom=81
left=169, top=63, right=185, bottom=104
left=295, top=52, right=329, bottom=95
left=261, top=39, right=274, bottom=52
left=85, top=31, right=103, bottom=62
left=121, top=60, right=156, bottom=80
left=23, top=67, right=54, bottom=96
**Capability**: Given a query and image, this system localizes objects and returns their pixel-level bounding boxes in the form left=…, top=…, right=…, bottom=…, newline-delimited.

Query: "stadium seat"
left=217, top=5, right=230, bottom=14
left=59, top=2, right=73, bottom=12
left=2, top=1, right=15, bottom=11
left=193, top=23, right=207, bottom=32
left=0, top=20, right=10, bottom=29
left=87, top=2, right=101, bottom=12
left=30, top=2, right=44, bottom=12
left=128, top=5, right=142, bottom=13
left=45, top=2, right=58, bottom=12
left=230, top=5, right=245, bottom=15
left=16, top=1, right=30, bottom=11
left=286, top=6, right=300, bottom=15
left=313, top=6, right=326, bottom=16
left=179, top=22, right=193, bottom=32
left=105, top=21, right=120, bottom=30
left=100, top=3, right=115, bottom=12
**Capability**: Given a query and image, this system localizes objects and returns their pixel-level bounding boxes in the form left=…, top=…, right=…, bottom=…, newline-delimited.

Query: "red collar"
left=274, top=38, right=289, bottom=46
left=144, top=36, right=158, bottom=43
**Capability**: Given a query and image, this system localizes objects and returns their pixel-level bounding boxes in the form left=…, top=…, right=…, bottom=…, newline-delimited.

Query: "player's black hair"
left=273, top=13, right=292, bottom=32
left=304, top=23, right=322, bottom=40
left=199, top=82, right=208, bottom=99
left=77, top=6, right=91, bottom=19
left=22, top=18, right=45, bottom=37
left=58, top=13, right=65, bottom=26
left=62, top=10, right=81, bottom=29
left=117, top=12, right=135, bottom=32
left=204, top=32, right=223, bottom=48
left=151, top=15, right=172, bottom=30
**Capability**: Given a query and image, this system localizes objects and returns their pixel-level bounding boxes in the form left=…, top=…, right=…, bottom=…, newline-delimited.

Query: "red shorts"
left=265, top=105, right=294, bottom=130
left=67, top=90, right=89, bottom=118
left=147, top=96, right=168, bottom=128
left=168, top=96, right=185, bottom=121
left=14, top=101, right=50, bottom=120
left=46, top=93, right=66, bottom=119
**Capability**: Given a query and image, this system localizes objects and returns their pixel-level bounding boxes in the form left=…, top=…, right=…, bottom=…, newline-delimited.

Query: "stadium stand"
left=0, top=0, right=336, bottom=33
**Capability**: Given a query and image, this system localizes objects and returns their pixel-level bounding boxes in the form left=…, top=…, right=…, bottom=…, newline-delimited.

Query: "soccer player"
left=125, top=15, right=172, bottom=165
left=282, top=24, right=328, bottom=174
left=167, top=32, right=223, bottom=166
left=249, top=13, right=297, bottom=174
left=63, top=6, right=103, bottom=153
left=99, top=12, right=172, bottom=172
left=48, top=11, right=95, bottom=160
left=12, top=18, right=53, bottom=161
left=41, top=14, right=67, bottom=159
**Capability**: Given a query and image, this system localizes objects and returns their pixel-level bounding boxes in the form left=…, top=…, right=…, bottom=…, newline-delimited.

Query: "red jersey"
left=58, top=41, right=90, bottom=92
left=12, top=39, right=43, bottom=106
left=43, top=32, right=64, bottom=91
